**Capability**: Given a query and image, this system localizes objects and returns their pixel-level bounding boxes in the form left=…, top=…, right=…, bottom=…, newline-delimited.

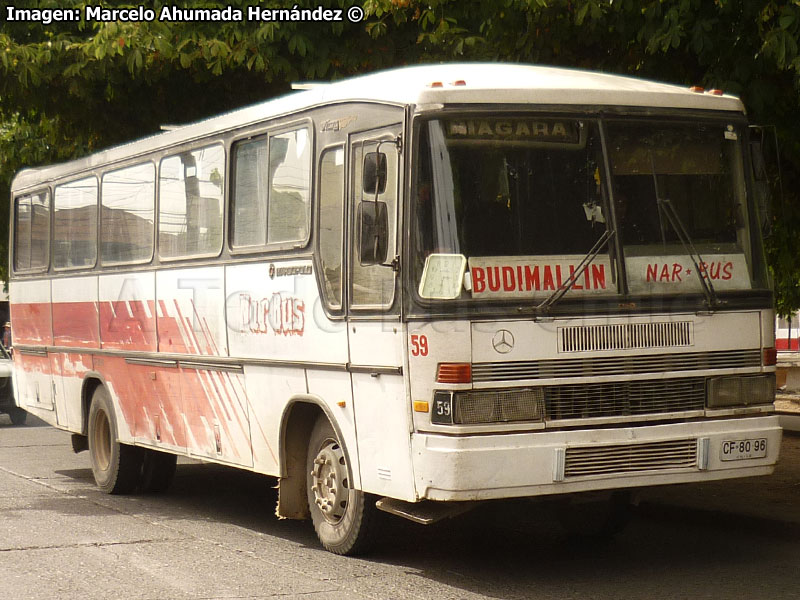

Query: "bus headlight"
left=432, top=388, right=546, bottom=425
left=707, top=374, right=775, bottom=408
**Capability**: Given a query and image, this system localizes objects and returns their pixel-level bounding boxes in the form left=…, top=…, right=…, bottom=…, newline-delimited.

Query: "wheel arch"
left=79, top=373, right=107, bottom=436
left=276, top=395, right=358, bottom=520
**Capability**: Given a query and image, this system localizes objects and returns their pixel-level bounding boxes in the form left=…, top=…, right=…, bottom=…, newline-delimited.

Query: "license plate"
left=720, top=438, right=767, bottom=461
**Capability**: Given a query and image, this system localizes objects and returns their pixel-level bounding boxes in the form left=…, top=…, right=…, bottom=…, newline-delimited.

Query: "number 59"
left=410, top=334, right=429, bottom=356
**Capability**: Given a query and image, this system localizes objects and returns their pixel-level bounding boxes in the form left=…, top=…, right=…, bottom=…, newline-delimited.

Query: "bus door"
left=347, top=126, right=415, bottom=501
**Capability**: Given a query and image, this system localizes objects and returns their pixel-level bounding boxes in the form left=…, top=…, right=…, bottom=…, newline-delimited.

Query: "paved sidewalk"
left=776, top=391, right=800, bottom=413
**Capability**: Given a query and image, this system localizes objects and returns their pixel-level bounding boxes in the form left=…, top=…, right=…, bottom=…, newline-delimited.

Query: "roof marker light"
left=452, top=80, right=467, bottom=86
left=708, top=89, right=724, bottom=96
left=690, top=86, right=705, bottom=93
left=429, top=81, right=444, bottom=88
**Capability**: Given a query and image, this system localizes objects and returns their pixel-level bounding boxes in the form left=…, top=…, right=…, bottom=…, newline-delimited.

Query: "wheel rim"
left=92, top=409, right=112, bottom=471
left=310, top=438, right=349, bottom=524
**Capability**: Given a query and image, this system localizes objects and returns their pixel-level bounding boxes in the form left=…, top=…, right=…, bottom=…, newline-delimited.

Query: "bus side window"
left=54, top=177, right=98, bottom=269
left=101, top=162, right=155, bottom=265
left=231, top=138, right=268, bottom=248
left=159, top=145, right=225, bottom=259
left=268, top=128, right=311, bottom=245
left=318, top=147, right=345, bottom=308
left=13, top=191, right=50, bottom=272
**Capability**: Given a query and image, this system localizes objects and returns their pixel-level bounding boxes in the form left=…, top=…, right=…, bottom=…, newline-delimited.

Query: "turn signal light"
left=763, top=347, right=777, bottom=366
left=436, top=362, right=472, bottom=384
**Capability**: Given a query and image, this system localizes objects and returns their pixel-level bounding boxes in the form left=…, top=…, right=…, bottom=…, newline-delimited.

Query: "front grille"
left=546, top=377, right=706, bottom=421
left=472, top=349, right=761, bottom=383
left=442, top=378, right=705, bottom=425
left=559, top=321, right=692, bottom=352
left=564, top=439, right=698, bottom=478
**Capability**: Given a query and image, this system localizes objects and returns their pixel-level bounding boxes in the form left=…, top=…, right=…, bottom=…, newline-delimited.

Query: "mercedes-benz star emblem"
left=492, top=329, right=514, bottom=354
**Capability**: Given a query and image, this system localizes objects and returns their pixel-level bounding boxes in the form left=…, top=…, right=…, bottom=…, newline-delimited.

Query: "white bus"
left=9, top=63, right=781, bottom=554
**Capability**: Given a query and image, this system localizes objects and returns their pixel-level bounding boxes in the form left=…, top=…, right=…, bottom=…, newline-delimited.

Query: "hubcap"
left=310, top=439, right=349, bottom=523
left=93, top=410, right=111, bottom=471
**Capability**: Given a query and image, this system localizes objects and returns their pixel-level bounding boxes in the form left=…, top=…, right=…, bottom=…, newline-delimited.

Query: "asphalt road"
left=3, top=415, right=800, bottom=600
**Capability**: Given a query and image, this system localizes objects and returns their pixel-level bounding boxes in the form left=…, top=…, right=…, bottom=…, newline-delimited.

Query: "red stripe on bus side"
left=98, top=300, right=156, bottom=351
left=9, top=302, right=53, bottom=346
left=53, top=301, right=100, bottom=347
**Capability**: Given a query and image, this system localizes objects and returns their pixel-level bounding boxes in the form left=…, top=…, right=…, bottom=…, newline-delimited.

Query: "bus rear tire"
left=306, top=415, right=376, bottom=555
left=88, top=387, right=143, bottom=494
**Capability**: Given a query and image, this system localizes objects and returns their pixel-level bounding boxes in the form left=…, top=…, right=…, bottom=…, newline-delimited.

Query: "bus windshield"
left=412, top=116, right=768, bottom=302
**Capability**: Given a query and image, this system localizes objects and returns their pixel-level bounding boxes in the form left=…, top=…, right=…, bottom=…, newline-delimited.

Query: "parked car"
left=0, top=345, right=25, bottom=425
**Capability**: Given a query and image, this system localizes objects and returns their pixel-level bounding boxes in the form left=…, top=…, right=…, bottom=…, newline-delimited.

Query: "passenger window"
left=318, top=147, right=345, bottom=308
left=268, top=128, right=310, bottom=244
left=13, top=191, right=50, bottom=272
left=54, top=177, right=98, bottom=269
left=159, top=145, right=225, bottom=259
left=231, top=138, right=268, bottom=247
left=101, top=162, right=155, bottom=264
left=231, top=126, right=311, bottom=249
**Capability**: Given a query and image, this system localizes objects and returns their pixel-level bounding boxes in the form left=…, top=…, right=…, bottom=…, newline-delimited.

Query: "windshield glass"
left=412, top=117, right=616, bottom=300
left=412, top=115, right=768, bottom=303
left=607, top=120, right=764, bottom=295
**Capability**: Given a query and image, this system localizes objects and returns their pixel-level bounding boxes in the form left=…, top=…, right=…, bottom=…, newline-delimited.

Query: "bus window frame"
left=100, top=160, right=157, bottom=267
left=157, top=142, right=227, bottom=263
left=12, top=188, right=52, bottom=275
left=315, top=143, right=347, bottom=314
left=53, top=174, right=100, bottom=272
left=403, top=109, right=771, bottom=317
left=228, top=118, right=314, bottom=255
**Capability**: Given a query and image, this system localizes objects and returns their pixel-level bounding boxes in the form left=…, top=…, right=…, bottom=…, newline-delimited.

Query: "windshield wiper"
left=649, top=155, right=720, bottom=310
left=536, top=228, right=616, bottom=313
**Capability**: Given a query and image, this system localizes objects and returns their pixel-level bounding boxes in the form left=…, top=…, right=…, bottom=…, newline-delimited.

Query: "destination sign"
left=468, top=256, right=614, bottom=299
left=445, top=119, right=581, bottom=144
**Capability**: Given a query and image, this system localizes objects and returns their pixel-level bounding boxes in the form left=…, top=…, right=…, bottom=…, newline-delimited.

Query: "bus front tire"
left=306, top=416, right=376, bottom=555
left=87, top=387, right=143, bottom=494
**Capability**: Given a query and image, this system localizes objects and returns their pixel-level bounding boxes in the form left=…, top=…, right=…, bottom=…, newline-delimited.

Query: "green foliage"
left=1, top=0, right=799, bottom=314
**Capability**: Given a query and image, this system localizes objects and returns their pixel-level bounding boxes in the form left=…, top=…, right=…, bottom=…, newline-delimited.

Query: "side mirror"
left=357, top=201, right=388, bottom=265
left=363, top=152, right=387, bottom=195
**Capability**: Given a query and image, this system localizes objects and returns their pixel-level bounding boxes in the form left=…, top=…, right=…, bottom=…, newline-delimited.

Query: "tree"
left=2, top=0, right=799, bottom=314
left=0, top=0, right=402, bottom=283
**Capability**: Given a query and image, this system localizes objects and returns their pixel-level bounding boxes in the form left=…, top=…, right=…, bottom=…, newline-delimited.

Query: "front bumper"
left=412, top=416, right=782, bottom=501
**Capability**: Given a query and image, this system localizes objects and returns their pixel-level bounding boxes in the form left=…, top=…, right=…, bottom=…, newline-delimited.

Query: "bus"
left=8, top=63, right=781, bottom=555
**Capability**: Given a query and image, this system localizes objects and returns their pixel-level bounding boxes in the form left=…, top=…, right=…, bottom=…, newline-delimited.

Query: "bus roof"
left=10, top=62, right=744, bottom=193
